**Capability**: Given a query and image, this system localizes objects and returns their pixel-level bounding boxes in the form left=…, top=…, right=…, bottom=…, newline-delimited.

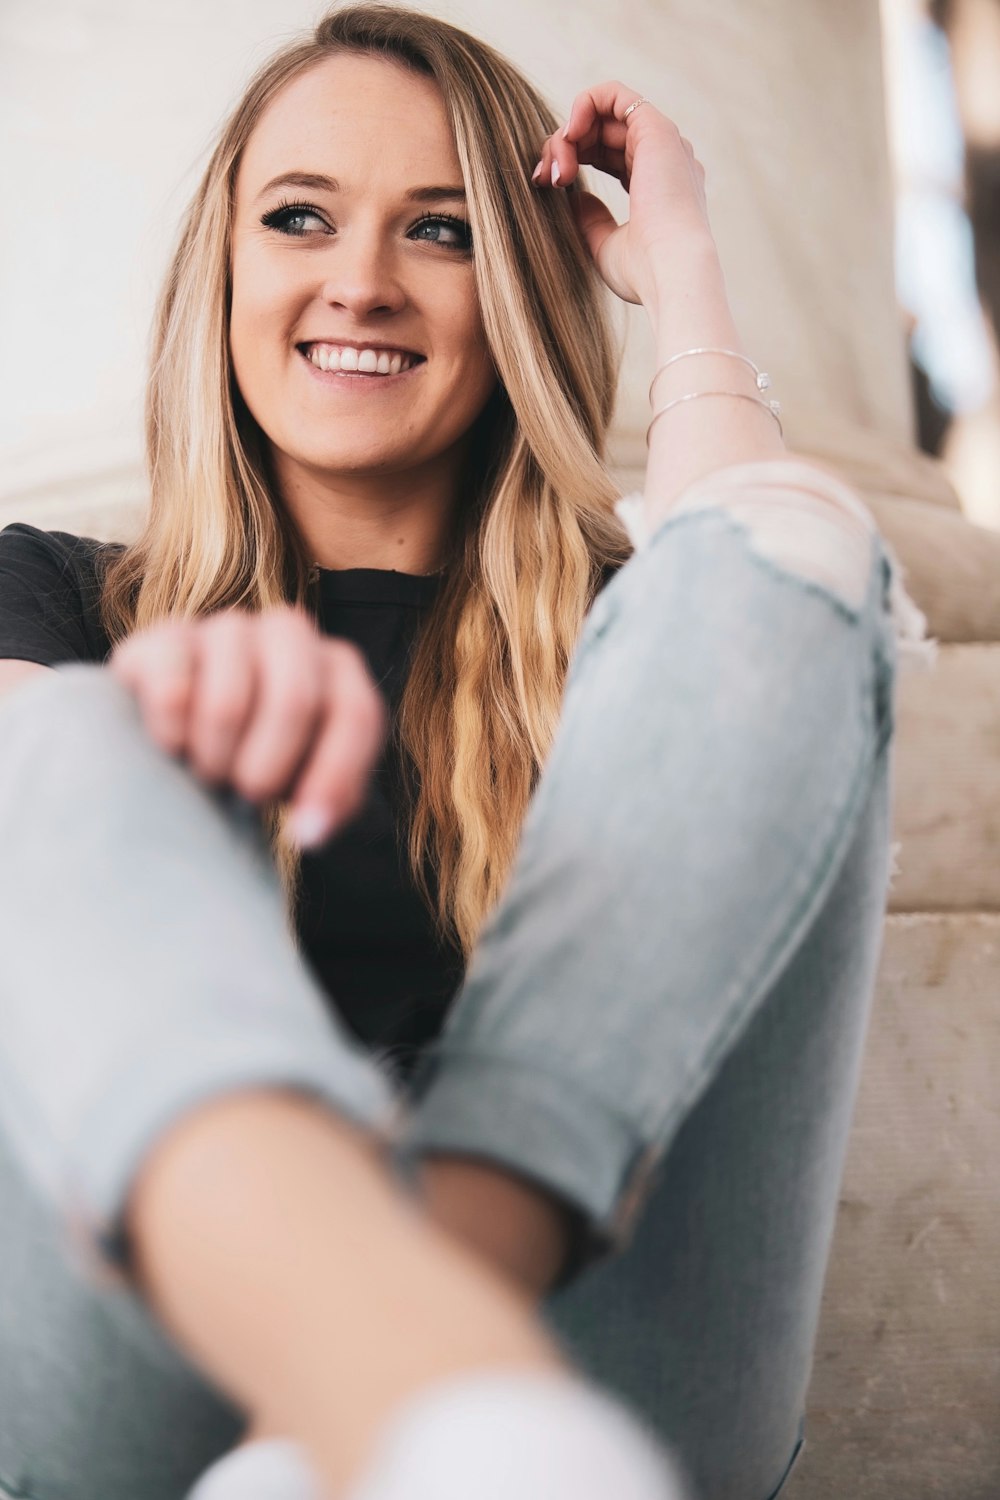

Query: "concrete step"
left=890, top=643, right=1000, bottom=914
left=787, top=911, right=1000, bottom=1497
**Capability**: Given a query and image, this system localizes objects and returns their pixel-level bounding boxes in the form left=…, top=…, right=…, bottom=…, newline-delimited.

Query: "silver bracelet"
left=646, top=390, right=784, bottom=447
left=649, top=347, right=772, bottom=406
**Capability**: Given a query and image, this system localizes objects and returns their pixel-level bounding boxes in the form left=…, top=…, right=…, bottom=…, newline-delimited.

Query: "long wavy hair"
left=98, top=2, right=632, bottom=962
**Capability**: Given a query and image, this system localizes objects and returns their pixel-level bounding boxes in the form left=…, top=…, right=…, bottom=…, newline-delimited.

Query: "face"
left=230, top=54, right=497, bottom=490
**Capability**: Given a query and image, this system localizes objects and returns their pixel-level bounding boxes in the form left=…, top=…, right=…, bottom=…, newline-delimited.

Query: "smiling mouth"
left=297, top=343, right=426, bottom=377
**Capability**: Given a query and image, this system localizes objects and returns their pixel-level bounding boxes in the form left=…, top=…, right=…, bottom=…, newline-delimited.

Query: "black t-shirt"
left=0, top=522, right=618, bottom=1087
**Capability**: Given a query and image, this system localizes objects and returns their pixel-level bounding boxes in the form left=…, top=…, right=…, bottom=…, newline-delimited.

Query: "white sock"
left=184, top=1372, right=692, bottom=1500
left=184, top=1438, right=323, bottom=1500
left=345, top=1370, right=692, bottom=1500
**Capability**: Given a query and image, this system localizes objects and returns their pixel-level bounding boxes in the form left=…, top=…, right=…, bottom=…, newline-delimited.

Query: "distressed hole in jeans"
left=687, top=489, right=874, bottom=610
left=617, top=467, right=875, bottom=610
left=615, top=461, right=937, bottom=669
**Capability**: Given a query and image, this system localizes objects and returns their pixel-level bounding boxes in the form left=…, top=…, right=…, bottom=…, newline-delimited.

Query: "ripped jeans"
left=0, top=462, right=929, bottom=1500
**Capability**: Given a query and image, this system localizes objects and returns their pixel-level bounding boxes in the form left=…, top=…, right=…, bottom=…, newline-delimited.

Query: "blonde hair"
left=99, top=2, right=632, bottom=962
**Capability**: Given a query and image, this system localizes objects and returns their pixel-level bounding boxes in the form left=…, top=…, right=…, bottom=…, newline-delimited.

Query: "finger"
left=185, top=609, right=257, bottom=784
left=109, top=623, right=199, bottom=756
left=570, top=141, right=628, bottom=182
left=229, top=607, right=326, bottom=803
left=569, top=189, right=622, bottom=264
left=561, top=80, right=657, bottom=157
left=287, top=642, right=388, bottom=849
left=561, top=106, right=627, bottom=156
left=533, top=136, right=566, bottom=189
left=548, top=82, right=659, bottom=189
left=536, top=130, right=628, bottom=192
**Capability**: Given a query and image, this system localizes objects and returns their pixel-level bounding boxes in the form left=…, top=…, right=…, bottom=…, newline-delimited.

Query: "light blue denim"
left=0, top=462, right=906, bottom=1500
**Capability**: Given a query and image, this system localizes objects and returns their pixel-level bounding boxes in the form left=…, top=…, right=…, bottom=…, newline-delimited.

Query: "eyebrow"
left=254, top=171, right=467, bottom=205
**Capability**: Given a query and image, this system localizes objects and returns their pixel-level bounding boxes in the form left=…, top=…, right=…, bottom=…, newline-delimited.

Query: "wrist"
left=639, top=238, right=732, bottom=337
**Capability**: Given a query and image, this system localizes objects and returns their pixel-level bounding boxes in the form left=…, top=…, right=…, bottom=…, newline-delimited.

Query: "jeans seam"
left=639, top=661, right=877, bottom=1160
left=762, top=1415, right=807, bottom=1500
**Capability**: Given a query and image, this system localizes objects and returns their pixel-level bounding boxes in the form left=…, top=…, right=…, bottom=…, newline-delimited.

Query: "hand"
left=532, top=80, right=718, bottom=308
left=108, top=605, right=387, bottom=848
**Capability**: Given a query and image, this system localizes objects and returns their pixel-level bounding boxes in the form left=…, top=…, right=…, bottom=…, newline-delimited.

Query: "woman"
left=0, top=5, right=923, bottom=1499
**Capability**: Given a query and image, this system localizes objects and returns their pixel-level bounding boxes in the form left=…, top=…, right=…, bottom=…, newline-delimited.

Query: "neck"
left=274, top=451, right=463, bottom=575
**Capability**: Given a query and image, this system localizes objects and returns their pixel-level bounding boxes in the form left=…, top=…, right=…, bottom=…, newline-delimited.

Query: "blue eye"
left=410, top=214, right=473, bottom=251
left=260, top=202, right=329, bottom=237
left=259, top=201, right=472, bottom=251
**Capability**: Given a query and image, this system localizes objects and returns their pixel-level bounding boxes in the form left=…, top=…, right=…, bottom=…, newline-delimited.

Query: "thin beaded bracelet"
left=646, top=390, right=784, bottom=447
left=648, top=347, right=772, bottom=406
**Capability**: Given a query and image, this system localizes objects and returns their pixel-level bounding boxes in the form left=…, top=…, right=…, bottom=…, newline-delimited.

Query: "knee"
left=0, top=663, right=136, bottom=744
left=715, top=489, right=875, bottom=611
left=0, top=664, right=150, bottom=816
left=676, top=461, right=879, bottom=613
left=617, top=460, right=882, bottom=615
left=693, top=468, right=937, bottom=676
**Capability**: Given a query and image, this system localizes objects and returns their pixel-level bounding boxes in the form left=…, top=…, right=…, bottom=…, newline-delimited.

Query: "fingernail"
left=288, top=805, right=334, bottom=850
left=560, top=123, right=569, bottom=138
left=531, top=159, right=543, bottom=182
left=551, top=160, right=561, bottom=186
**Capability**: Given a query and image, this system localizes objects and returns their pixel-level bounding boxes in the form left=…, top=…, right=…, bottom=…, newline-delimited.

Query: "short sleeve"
left=0, top=523, right=113, bottom=667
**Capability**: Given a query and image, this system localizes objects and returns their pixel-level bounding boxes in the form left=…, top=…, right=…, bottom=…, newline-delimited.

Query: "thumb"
left=570, top=189, right=620, bottom=263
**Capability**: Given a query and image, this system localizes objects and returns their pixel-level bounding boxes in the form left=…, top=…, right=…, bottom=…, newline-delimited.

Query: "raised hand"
left=108, top=605, right=387, bottom=849
left=532, top=80, right=718, bottom=309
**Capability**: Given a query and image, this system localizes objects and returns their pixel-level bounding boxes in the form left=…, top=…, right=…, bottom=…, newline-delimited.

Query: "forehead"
left=236, top=53, right=461, bottom=199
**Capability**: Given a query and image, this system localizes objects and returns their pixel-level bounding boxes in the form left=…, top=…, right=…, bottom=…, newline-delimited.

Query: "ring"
left=622, top=96, right=650, bottom=122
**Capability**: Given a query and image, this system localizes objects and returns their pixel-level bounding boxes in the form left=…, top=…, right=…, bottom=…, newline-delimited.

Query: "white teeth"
left=305, top=344, right=417, bottom=375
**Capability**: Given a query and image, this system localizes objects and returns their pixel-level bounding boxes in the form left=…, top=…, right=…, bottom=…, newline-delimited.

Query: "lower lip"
left=298, top=349, right=424, bottom=389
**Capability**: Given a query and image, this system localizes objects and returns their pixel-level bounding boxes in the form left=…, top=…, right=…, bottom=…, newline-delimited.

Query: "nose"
left=317, top=221, right=406, bottom=320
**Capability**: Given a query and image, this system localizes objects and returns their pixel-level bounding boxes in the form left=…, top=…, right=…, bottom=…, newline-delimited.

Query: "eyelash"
left=259, top=199, right=473, bottom=250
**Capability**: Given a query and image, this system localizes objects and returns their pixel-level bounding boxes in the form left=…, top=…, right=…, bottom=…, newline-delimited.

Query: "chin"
left=302, top=447, right=405, bottom=474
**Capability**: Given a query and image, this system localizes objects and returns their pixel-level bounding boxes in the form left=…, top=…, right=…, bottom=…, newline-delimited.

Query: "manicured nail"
left=551, top=160, right=561, bottom=186
left=531, top=159, right=543, bottom=182
left=288, top=805, right=333, bottom=850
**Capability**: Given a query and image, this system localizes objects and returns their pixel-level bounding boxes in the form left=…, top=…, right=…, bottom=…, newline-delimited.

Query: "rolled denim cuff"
left=396, top=1048, right=660, bottom=1281
left=0, top=999, right=397, bottom=1279
left=73, top=1023, right=396, bottom=1272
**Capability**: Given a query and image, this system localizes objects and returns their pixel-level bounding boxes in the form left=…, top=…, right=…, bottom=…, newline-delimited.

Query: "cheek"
left=445, top=291, right=493, bottom=384
left=228, top=258, right=260, bottom=379
left=230, top=250, right=299, bottom=348
left=229, top=263, right=297, bottom=407
left=463, top=298, right=490, bottom=360
left=467, top=336, right=498, bottom=403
